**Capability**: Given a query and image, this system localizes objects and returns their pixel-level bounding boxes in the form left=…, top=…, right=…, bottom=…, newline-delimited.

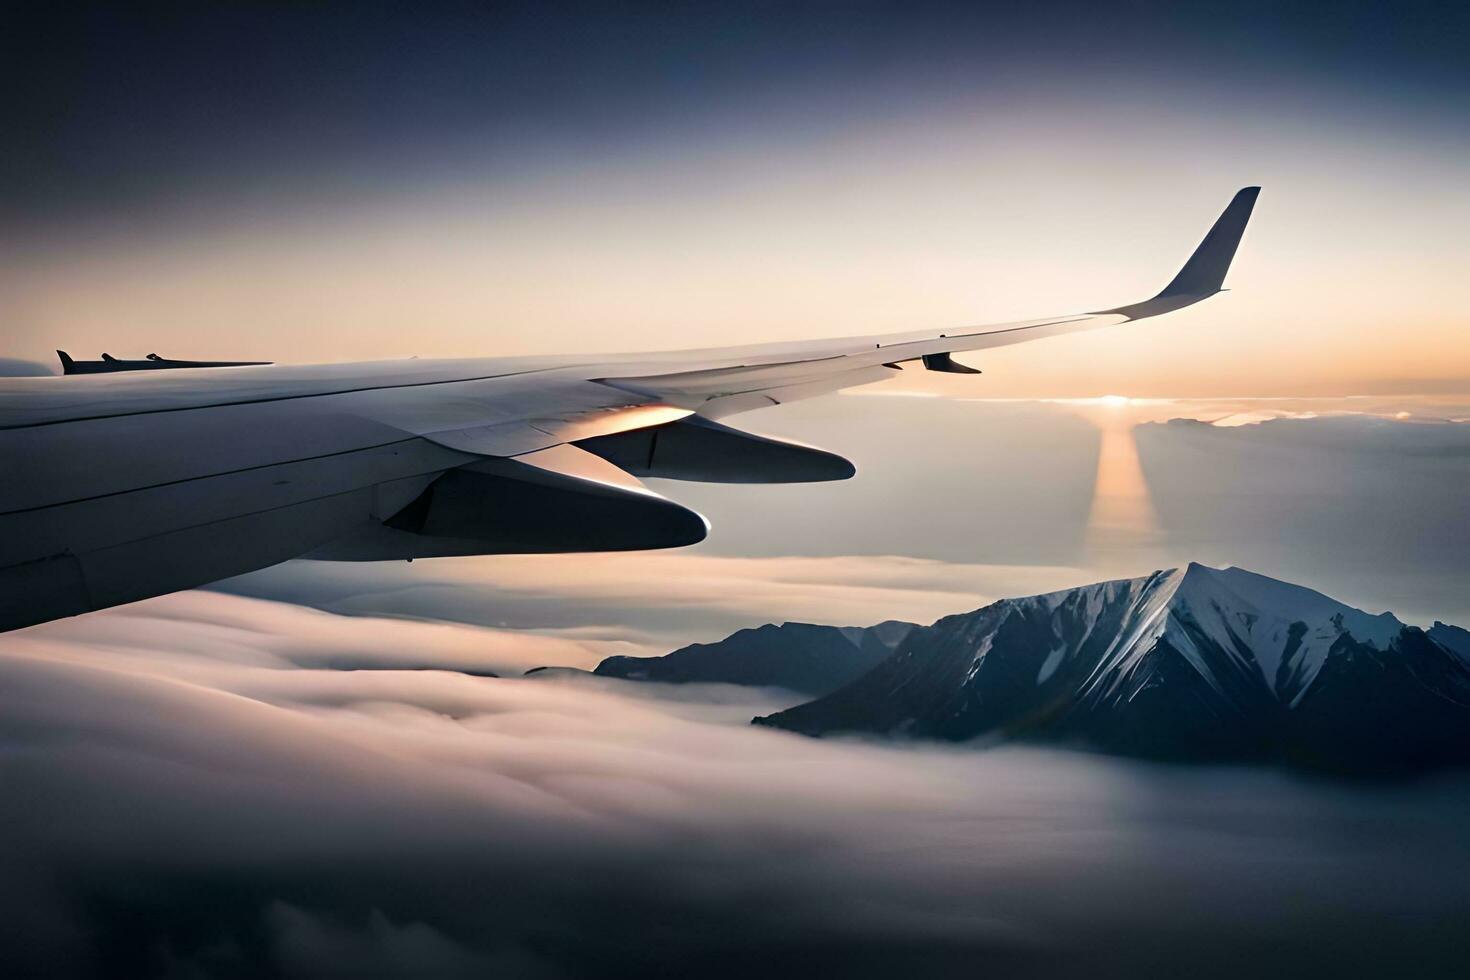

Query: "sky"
left=3, top=1, right=1469, bottom=395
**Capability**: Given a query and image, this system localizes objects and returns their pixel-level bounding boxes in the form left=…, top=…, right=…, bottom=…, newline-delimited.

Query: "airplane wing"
left=0, top=187, right=1258, bottom=632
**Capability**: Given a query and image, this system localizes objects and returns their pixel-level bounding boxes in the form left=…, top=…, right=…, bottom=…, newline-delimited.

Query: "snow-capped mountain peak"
left=1162, top=563, right=1405, bottom=704
left=755, top=565, right=1470, bottom=771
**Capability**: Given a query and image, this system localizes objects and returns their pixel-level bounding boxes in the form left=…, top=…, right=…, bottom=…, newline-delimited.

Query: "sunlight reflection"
left=1084, top=418, right=1163, bottom=562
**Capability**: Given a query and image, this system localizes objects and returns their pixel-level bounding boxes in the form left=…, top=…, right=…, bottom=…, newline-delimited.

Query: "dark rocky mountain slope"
left=754, top=564, right=1470, bottom=772
left=595, top=619, right=914, bottom=696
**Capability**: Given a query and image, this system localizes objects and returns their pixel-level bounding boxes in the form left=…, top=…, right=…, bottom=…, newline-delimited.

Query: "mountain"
left=1428, top=621, right=1470, bottom=668
left=523, top=666, right=595, bottom=679
left=754, top=564, right=1470, bottom=772
left=595, top=620, right=914, bottom=696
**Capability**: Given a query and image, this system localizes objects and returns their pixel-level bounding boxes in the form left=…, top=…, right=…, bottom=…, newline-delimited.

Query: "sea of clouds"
left=5, top=583, right=1470, bottom=978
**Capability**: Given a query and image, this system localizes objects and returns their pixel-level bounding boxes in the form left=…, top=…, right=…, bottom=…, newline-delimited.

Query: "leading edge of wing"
left=596, top=187, right=1260, bottom=408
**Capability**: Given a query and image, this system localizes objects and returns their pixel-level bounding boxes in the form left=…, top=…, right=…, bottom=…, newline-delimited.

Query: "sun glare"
left=1044, top=395, right=1151, bottom=410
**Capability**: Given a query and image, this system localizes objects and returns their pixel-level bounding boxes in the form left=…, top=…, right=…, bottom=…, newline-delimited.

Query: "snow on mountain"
left=755, top=565, right=1470, bottom=771
left=1169, top=565, right=1403, bottom=704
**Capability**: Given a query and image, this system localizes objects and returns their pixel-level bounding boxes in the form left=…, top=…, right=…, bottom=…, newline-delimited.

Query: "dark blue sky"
left=5, top=1, right=1467, bottom=229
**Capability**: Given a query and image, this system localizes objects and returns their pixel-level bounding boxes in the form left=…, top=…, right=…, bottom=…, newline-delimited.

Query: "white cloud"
left=4, top=591, right=1470, bottom=978
left=216, top=552, right=1096, bottom=650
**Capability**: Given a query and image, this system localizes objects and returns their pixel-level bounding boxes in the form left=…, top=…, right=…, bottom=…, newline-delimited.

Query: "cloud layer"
left=216, top=550, right=1094, bottom=652
left=4, top=590, right=1470, bottom=978
left=1136, top=411, right=1470, bottom=622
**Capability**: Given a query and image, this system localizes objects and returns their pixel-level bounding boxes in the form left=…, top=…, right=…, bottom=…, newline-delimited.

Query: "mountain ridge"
left=594, top=619, right=915, bottom=696
left=753, top=564, right=1470, bottom=772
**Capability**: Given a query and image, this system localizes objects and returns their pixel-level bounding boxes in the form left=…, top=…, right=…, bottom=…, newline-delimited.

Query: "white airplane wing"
left=0, top=187, right=1258, bottom=632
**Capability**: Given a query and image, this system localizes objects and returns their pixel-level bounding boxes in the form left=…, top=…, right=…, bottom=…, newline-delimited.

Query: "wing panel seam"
left=0, top=366, right=556, bottom=432
left=0, top=436, right=458, bottom=517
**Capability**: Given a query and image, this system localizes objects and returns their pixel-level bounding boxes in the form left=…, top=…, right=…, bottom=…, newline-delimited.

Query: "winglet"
left=56, top=350, right=75, bottom=374
left=1098, top=186, right=1260, bottom=320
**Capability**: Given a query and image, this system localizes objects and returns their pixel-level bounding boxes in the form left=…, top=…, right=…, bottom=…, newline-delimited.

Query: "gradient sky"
left=4, top=1, right=1468, bottom=395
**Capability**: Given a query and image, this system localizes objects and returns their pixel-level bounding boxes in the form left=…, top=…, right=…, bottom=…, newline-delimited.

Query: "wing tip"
left=1163, top=185, right=1260, bottom=298
left=1096, top=185, right=1260, bottom=320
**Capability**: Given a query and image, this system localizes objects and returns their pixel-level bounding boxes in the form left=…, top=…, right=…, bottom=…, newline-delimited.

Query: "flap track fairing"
left=575, top=416, right=855, bottom=483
